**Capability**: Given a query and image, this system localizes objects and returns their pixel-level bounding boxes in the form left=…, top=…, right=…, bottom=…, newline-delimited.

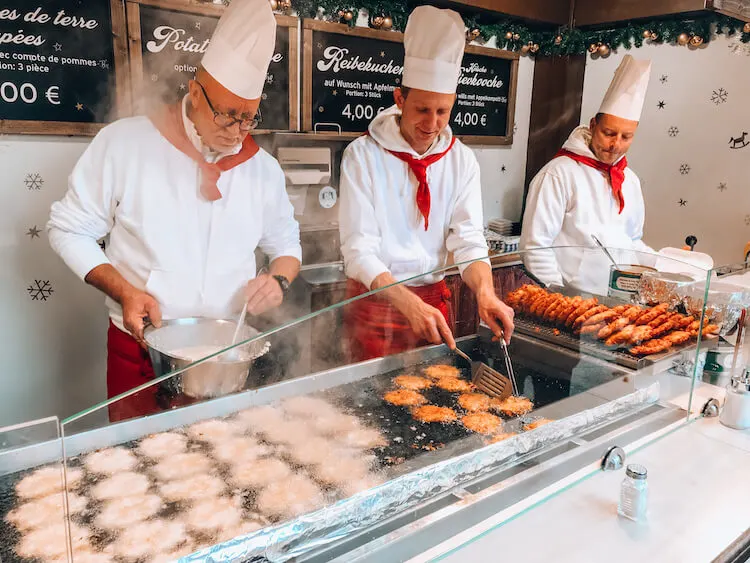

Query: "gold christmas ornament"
left=588, top=43, right=598, bottom=53
left=512, top=33, right=520, bottom=41
left=467, top=28, right=480, bottom=41
left=690, top=35, right=704, bottom=46
left=505, top=31, right=513, bottom=40
left=554, top=35, right=563, bottom=45
left=343, top=10, right=354, bottom=21
left=530, top=43, right=540, bottom=53
left=372, top=15, right=384, bottom=28
left=677, top=32, right=690, bottom=45
left=279, top=0, right=291, bottom=11
left=382, top=16, right=393, bottom=30
left=649, top=31, right=658, bottom=40
left=269, top=0, right=278, bottom=10
left=598, top=43, right=610, bottom=56
left=744, top=22, right=750, bottom=34
left=643, top=29, right=652, bottom=39
left=338, top=9, right=345, bottom=17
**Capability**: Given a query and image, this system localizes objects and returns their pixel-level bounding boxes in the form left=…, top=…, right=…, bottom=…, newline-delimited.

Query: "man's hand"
left=121, top=288, right=162, bottom=347
left=245, top=274, right=283, bottom=316
left=477, top=291, right=515, bottom=344
left=403, top=297, right=456, bottom=349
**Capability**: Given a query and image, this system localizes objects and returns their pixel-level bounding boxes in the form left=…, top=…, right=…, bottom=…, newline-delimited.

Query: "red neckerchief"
left=555, top=148, right=628, bottom=214
left=366, top=130, right=457, bottom=230
left=149, top=103, right=260, bottom=201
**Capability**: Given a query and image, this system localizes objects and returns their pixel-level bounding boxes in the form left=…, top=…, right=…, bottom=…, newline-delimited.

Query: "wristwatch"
left=273, top=275, right=290, bottom=296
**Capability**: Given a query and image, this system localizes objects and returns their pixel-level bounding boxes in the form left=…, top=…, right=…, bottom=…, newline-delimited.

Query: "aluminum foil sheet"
left=181, top=382, right=661, bottom=562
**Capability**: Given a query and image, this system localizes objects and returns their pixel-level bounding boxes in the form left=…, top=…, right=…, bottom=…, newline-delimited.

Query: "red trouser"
left=106, top=321, right=159, bottom=422
left=344, top=279, right=453, bottom=362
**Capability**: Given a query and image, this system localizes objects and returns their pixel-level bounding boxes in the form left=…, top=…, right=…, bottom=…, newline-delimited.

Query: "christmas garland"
left=271, top=0, right=750, bottom=57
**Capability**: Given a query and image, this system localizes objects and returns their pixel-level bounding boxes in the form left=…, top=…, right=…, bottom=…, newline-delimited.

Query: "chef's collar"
left=368, top=104, right=453, bottom=158
left=181, top=95, right=243, bottom=163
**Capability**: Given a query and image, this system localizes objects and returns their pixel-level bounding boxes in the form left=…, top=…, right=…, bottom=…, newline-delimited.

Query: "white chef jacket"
left=48, top=98, right=301, bottom=330
left=520, top=125, right=655, bottom=295
left=339, top=105, right=489, bottom=289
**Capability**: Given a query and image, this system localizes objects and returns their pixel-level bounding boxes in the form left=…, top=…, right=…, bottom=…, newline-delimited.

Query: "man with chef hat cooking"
left=338, top=5, right=515, bottom=362
left=47, top=0, right=301, bottom=420
left=520, top=55, right=656, bottom=295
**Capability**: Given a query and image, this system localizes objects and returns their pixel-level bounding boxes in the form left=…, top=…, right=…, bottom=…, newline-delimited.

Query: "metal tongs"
left=450, top=329, right=518, bottom=400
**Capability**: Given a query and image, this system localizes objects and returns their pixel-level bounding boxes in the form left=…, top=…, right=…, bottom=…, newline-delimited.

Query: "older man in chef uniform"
left=47, top=0, right=301, bottom=420
left=338, top=6, right=514, bottom=362
left=520, top=55, right=655, bottom=295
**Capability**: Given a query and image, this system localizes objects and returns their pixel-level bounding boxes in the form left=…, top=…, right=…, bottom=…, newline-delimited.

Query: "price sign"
left=0, top=0, right=126, bottom=135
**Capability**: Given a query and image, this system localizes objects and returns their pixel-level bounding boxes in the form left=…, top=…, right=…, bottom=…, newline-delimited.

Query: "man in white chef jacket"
left=47, top=0, right=301, bottom=421
left=339, top=6, right=514, bottom=362
left=520, top=55, right=655, bottom=295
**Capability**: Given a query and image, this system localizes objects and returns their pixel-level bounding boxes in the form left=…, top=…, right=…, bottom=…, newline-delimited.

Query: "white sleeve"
left=628, top=177, right=656, bottom=255
left=519, top=170, right=567, bottom=287
left=338, top=143, right=389, bottom=289
left=446, top=151, right=490, bottom=276
left=258, top=161, right=302, bottom=262
left=46, top=130, right=115, bottom=281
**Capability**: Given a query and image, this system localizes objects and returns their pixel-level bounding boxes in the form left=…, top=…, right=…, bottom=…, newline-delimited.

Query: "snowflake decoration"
left=26, top=226, right=41, bottom=239
left=195, top=21, right=201, bottom=30
left=179, top=83, right=186, bottom=91
left=746, top=215, right=750, bottom=226
left=668, top=126, right=679, bottom=137
left=501, top=165, right=506, bottom=172
left=27, top=280, right=53, bottom=301
left=261, top=93, right=267, bottom=100
left=678, top=199, right=687, bottom=207
left=659, top=74, right=668, bottom=84
left=151, top=74, right=158, bottom=82
left=718, top=182, right=728, bottom=192
left=657, top=101, right=666, bottom=109
left=711, top=88, right=728, bottom=105
left=99, top=59, right=110, bottom=70
left=24, top=173, right=44, bottom=190
left=380, top=51, right=385, bottom=57
left=266, top=74, right=274, bottom=85
left=75, top=102, right=84, bottom=111
left=679, top=164, right=690, bottom=175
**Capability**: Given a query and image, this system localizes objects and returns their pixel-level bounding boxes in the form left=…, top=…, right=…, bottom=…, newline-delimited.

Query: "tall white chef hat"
left=201, top=0, right=276, bottom=100
left=598, top=55, right=652, bottom=121
left=402, top=6, right=465, bottom=95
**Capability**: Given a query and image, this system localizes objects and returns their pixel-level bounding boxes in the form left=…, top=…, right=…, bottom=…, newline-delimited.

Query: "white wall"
left=0, top=136, right=109, bottom=427
left=581, top=34, right=750, bottom=267
left=474, top=54, right=534, bottom=224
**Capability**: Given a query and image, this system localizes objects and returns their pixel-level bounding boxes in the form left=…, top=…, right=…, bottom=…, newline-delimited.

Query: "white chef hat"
left=598, top=55, right=652, bottom=121
left=402, top=6, right=465, bottom=95
left=201, top=0, right=276, bottom=100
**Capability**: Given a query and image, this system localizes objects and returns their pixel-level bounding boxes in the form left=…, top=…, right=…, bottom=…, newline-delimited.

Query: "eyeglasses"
left=196, top=81, right=262, bottom=132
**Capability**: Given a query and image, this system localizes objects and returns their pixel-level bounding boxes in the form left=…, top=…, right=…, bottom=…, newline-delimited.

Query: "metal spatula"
left=451, top=341, right=514, bottom=400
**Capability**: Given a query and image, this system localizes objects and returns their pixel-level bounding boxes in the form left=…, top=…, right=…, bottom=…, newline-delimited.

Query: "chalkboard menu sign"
left=126, top=1, right=297, bottom=133
left=303, top=20, right=518, bottom=144
left=0, top=0, right=129, bottom=135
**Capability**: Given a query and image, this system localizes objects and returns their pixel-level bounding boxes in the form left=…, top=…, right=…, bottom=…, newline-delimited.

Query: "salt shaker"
left=617, top=464, right=648, bottom=522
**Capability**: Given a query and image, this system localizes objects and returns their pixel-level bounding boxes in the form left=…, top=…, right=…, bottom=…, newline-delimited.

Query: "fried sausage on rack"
left=691, top=324, right=720, bottom=338
left=647, top=313, right=672, bottom=328
left=634, top=303, right=669, bottom=326
left=605, top=325, right=636, bottom=347
left=622, top=306, right=644, bottom=322
left=565, top=299, right=599, bottom=328
left=582, top=310, right=620, bottom=328
left=630, top=338, right=673, bottom=356
left=628, top=326, right=654, bottom=344
left=580, top=323, right=606, bottom=337
left=597, top=317, right=631, bottom=340
left=673, top=315, right=695, bottom=330
left=650, top=320, right=678, bottom=339
left=573, top=305, right=609, bottom=330
left=555, top=296, right=583, bottom=325
left=663, top=331, right=691, bottom=346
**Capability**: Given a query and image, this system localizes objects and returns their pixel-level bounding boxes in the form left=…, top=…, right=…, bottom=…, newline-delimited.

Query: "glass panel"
left=693, top=262, right=750, bottom=423
left=0, top=417, right=83, bottom=563
left=42, top=246, right=713, bottom=561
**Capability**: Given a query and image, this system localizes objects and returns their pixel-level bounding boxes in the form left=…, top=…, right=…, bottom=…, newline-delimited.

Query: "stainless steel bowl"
left=145, top=318, right=270, bottom=399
